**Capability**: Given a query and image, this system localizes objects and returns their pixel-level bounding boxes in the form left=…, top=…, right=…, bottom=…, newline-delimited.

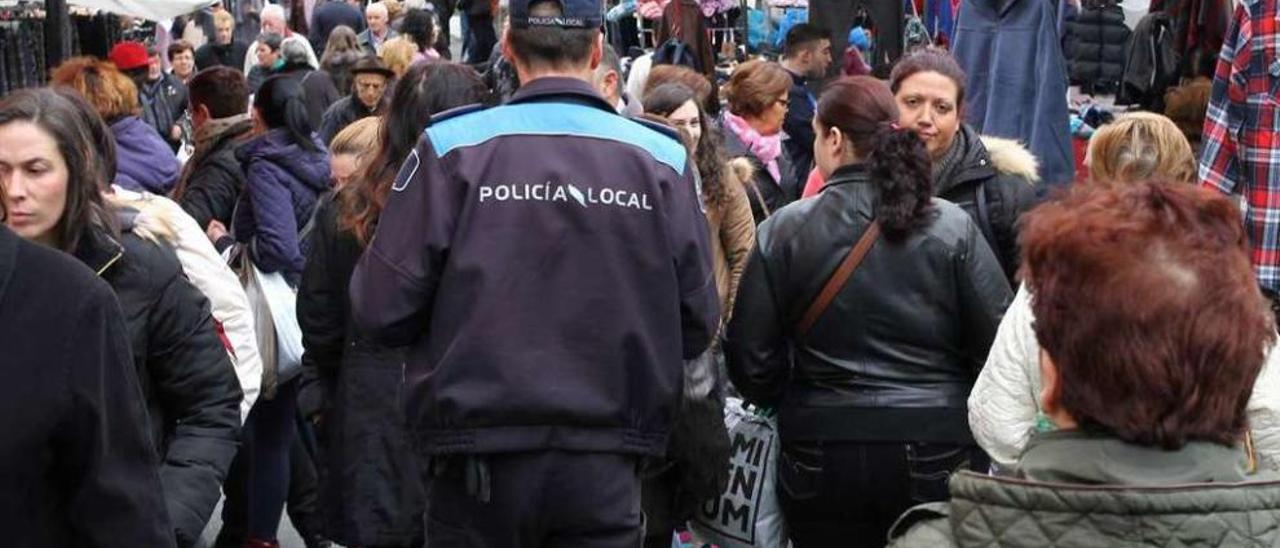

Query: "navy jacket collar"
left=510, top=76, right=618, bottom=114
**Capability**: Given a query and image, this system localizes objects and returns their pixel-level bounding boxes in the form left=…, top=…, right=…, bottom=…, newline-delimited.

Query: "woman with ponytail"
left=215, top=74, right=330, bottom=284
left=208, top=75, right=329, bottom=548
left=724, top=76, right=1012, bottom=547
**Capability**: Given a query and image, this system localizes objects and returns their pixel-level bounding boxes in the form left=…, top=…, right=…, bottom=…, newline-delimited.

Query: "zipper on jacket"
left=94, top=249, right=124, bottom=276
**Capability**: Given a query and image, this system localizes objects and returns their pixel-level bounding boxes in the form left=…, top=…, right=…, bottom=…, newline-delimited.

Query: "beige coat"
left=705, top=158, right=757, bottom=326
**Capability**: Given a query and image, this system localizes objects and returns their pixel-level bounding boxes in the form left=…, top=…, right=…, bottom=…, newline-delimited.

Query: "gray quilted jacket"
left=889, top=431, right=1280, bottom=547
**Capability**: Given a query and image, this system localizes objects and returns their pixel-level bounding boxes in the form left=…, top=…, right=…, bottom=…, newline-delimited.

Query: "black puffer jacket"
left=301, top=69, right=342, bottom=130
left=1063, top=1, right=1131, bottom=94
left=935, top=125, right=1041, bottom=284
left=0, top=226, right=176, bottom=548
left=298, top=196, right=424, bottom=546
left=177, top=119, right=253, bottom=231
left=72, top=224, right=243, bottom=548
left=723, top=123, right=798, bottom=224
left=725, top=164, right=1012, bottom=445
left=140, top=73, right=188, bottom=148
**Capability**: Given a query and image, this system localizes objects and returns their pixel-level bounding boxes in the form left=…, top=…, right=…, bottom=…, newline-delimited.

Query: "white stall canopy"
left=74, top=0, right=216, bottom=20
left=0, top=0, right=217, bottom=20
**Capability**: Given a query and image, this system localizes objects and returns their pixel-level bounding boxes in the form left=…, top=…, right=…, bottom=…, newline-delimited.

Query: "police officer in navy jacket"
left=348, top=0, right=720, bottom=543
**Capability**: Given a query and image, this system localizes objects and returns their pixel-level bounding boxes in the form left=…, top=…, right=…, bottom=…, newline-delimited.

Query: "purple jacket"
left=233, top=128, right=331, bottom=278
left=349, top=77, right=720, bottom=456
left=111, top=116, right=180, bottom=194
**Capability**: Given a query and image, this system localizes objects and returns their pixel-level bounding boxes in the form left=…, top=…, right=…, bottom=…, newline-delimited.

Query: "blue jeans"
left=220, top=379, right=299, bottom=542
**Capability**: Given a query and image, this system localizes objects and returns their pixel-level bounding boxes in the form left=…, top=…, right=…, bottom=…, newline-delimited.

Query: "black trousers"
left=423, top=451, right=644, bottom=547
left=777, top=441, right=988, bottom=548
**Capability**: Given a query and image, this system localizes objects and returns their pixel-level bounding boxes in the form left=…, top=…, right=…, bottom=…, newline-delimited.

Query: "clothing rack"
left=706, top=7, right=744, bottom=54
left=0, top=2, right=48, bottom=94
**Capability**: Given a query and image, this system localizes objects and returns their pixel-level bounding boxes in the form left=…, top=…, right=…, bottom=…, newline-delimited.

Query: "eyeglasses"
left=356, top=80, right=387, bottom=92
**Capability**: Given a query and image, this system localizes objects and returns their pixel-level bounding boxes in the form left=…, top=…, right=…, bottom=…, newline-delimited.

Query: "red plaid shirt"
left=1201, top=0, right=1280, bottom=292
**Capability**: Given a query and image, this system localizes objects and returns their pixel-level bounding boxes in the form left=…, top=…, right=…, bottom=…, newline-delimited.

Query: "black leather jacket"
left=724, top=164, right=1012, bottom=444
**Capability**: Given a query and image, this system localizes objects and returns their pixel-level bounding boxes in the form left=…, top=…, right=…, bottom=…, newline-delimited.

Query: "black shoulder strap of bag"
left=975, top=181, right=997, bottom=252
left=795, top=221, right=881, bottom=339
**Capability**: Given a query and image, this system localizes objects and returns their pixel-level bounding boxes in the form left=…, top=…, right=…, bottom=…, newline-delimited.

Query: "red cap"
left=108, top=41, right=150, bottom=71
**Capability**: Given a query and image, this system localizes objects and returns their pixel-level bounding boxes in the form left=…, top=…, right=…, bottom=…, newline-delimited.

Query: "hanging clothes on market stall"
left=954, top=0, right=1071, bottom=187
left=1062, top=0, right=1130, bottom=95
left=1116, top=11, right=1179, bottom=110
left=70, top=9, right=121, bottom=58
left=908, top=0, right=958, bottom=47
left=0, top=4, right=47, bottom=95
left=810, top=0, right=903, bottom=77
left=1148, top=0, right=1230, bottom=78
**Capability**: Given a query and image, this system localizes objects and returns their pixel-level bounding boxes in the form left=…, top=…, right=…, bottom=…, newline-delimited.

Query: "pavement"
left=196, top=498, right=310, bottom=548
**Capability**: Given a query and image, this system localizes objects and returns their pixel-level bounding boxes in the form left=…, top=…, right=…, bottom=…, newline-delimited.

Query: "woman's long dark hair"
left=255, top=75, right=320, bottom=152
left=321, top=26, right=362, bottom=94
left=339, top=62, right=490, bottom=244
left=816, top=76, right=934, bottom=240
left=642, top=82, right=730, bottom=207
left=0, top=87, right=117, bottom=252
left=400, top=9, right=436, bottom=54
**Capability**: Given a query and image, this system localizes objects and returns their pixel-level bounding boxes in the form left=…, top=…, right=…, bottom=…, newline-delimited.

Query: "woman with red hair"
left=890, top=182, right=1280, bottom=547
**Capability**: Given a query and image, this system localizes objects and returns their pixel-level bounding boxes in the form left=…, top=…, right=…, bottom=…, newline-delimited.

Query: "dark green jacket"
left=889, top=430, right=1280, bottom=547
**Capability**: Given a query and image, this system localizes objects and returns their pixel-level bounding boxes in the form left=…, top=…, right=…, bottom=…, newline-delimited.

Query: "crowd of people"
left=4, top=0, right=1280, bottom=547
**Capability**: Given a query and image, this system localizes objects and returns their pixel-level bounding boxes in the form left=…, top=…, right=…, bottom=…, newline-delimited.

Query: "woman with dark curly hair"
left=399, top=8, right=441, bottom=63
left=643, top=83, right=754, bottom=324
left=724, top=76, right=1012, bottom=547
left=640, top=82, right=755, bottom=548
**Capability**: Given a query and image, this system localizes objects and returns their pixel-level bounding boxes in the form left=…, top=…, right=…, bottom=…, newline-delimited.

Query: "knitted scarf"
left=931, top=126, right=967, bottom=192
left=176, top=114, right=253, bottom=197
left=723, top=110, right=782, bottom=183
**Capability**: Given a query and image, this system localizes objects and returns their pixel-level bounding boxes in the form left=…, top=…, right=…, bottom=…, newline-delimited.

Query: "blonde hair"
left=213, top=9, right=235, bottom=27
left=379, top=37, right=417, bottom=78
left=330, top=116, right=381, bottom=158
left=1087, top=112, right=1195, bottom=186
left=49, top=57, right=140, bottom=121
left=383, top=0, right=404, bottom=21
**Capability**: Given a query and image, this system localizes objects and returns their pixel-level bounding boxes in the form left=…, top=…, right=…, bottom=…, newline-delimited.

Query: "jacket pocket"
left=778, top=443, right=825, bottom=502
left=905, top=443, right=970, bottom=504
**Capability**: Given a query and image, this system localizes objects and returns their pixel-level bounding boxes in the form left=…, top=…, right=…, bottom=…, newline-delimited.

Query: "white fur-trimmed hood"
left=106, top=188, right=179, bottom=245
left=980, top=136, right=1040, bottom=183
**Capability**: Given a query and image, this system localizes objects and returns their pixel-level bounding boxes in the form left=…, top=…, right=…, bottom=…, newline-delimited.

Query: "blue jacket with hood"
left=233, top=128, right=331, bottom=279
left=112, top=116, right=181, bottom=194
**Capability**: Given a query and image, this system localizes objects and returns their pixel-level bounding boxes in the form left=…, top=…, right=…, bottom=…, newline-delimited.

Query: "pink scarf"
left=724, top=111, right=782, bottom=183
